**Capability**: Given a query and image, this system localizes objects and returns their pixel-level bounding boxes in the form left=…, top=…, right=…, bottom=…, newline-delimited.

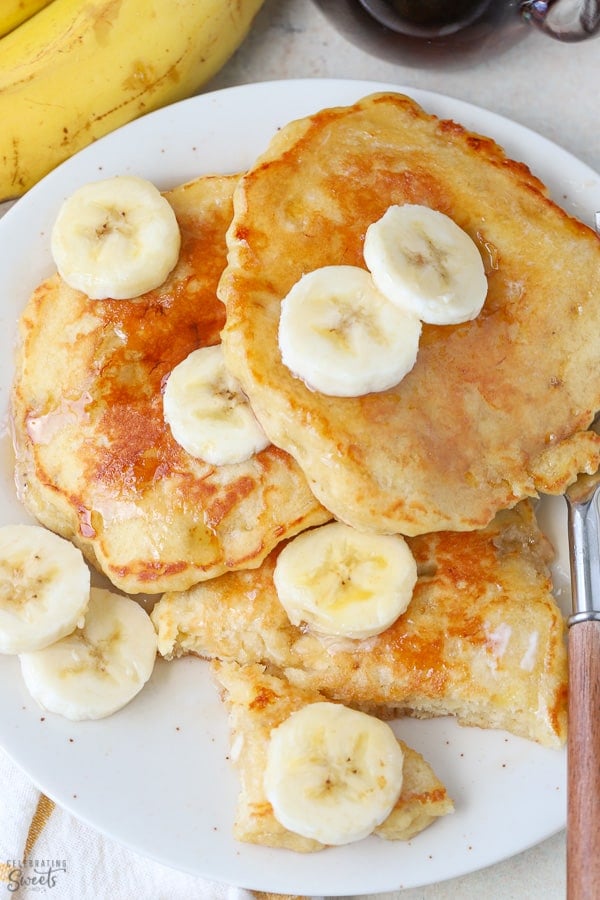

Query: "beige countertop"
left=207, top=2, right=599, bottom=898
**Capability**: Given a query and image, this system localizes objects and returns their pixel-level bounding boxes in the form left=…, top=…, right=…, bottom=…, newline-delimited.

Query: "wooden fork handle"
left=567, top=619, right=600, bottom=899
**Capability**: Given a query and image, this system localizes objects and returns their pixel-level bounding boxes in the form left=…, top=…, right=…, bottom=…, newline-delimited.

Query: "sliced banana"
left=19, top=588, right=157, bottom=721
left=163, top=344, right=270, bottom=466
left=363, top=204, right=488, bottom=325
left=264, top=701, right=404, bottom=845
left=50, top=175, right=181, bottom=300
left=278, top=265, right=422, bottom=397
left=273, top=521, right=417, bottom=639
left=0, top=524, right=90, bottom=655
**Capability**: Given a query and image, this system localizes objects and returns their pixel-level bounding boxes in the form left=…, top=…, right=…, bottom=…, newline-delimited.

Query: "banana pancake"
left=212, top=660, right=454, bottom=851
left=219, top=91, right=600, bottom=535
left=11, top=174, right=329, bottom=595
left=152, top=501, right=567, bottom=748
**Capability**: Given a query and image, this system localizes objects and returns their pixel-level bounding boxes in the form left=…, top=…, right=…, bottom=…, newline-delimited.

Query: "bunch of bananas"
left=0, top=0, right=265, bottom=201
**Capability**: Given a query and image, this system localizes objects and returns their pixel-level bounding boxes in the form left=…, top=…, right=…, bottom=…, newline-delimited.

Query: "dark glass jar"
left=311, top=0, right=600, bottom=69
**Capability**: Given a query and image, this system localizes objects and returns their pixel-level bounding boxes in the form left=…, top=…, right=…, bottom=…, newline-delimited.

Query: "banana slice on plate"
left=0, top=524, right=90, bottom=654
left=50, top=175, right=181, bottom=300
left=273, top=521, right=417, bottom=639
left=278, top=265, right=422, bottom=397
left=363, top=204, right=488, bottom=325
left=19, top=587, right=157, bottom=721
left=264, top=701, right=405, bottom=845
left=163, top=344, right=270, bottom=466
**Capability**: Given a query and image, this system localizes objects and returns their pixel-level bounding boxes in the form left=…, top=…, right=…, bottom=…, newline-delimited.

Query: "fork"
left=565, top=395, right=600, bottom=891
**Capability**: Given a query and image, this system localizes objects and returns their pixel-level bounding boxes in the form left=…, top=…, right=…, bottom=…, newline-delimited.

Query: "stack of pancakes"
left=12, top=92, right=600, bottom=851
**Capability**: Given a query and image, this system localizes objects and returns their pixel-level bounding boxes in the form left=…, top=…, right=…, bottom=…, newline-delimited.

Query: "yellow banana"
left=0, top=0, right=55, bottom=38
left=0, top=0, right=265, bottom=201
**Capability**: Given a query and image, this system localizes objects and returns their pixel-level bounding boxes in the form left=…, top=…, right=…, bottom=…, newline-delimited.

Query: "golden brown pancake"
left=219, top=91, right=600, bottom=535
left=10, top=175, right=329, bottom=594
left=152, top=501, right=567, bottom=748
left=212, top=660, right=453, bottom=850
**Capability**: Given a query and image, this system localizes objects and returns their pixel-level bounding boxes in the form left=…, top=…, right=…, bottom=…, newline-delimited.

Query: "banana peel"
left=0, top=0, right=55, bottom=38
left=0, top=0, right=265, bottom=201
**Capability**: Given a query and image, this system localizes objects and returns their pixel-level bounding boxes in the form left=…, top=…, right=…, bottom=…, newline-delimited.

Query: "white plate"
left=1, top=78, right=599, bottom=897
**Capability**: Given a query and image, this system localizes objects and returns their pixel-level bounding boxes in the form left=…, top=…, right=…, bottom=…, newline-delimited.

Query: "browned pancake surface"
left=219, top=92, right=600, bottom=534
left=11, top=175, right=329, bottom=594
left=153, top=501, right=567, bottom=748
left=212, top=660, right=453, bottom=850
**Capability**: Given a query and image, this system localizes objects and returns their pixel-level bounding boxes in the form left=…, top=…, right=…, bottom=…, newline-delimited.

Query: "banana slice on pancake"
left=0, top=524, right=90, bottom=654
left=363, top=204, right=488, bottom=325
left=19, top=587, right=157, bottom=720
left=264, top=701, right=405, bottom=845
left=50, top=175, right=181, bottom=300
left=273, top=521, right=417, bottom=639
left=163, top=344, right=270, bottom=466
left=277, top=265, right=422, bottom=397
